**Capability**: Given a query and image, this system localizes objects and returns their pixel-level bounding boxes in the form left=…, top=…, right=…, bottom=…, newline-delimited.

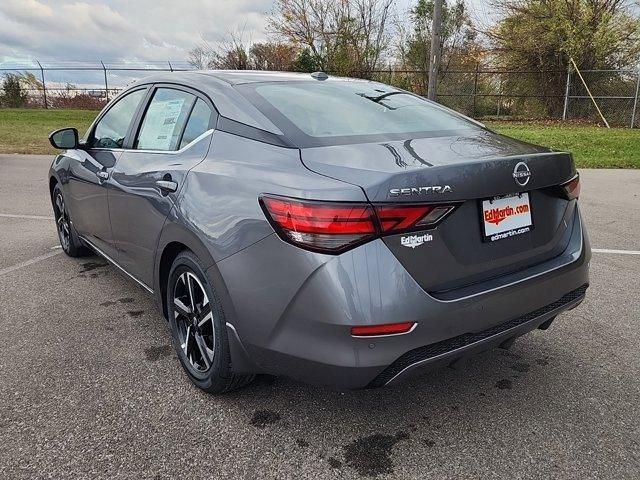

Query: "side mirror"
left=49, top=128, right=79, bottom=150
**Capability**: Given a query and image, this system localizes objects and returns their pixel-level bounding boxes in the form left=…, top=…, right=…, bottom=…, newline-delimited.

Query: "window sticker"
left=138, top=98, right=186, bottom=150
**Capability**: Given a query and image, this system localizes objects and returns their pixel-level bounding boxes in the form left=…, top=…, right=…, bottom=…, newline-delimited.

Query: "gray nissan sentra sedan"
left=48, top=71, right=590, bottom=393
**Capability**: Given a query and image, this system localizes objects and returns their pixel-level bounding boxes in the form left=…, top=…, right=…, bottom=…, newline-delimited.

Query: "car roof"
left=197, top=70, right=339, bottom=85
left=135, top=70, right=367, bottom=86
left=119, top=70, right=371, bottom=137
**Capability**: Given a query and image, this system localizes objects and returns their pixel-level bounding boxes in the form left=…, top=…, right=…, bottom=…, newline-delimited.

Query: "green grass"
left=0, top=108, right=97, bottom=155
left=0, top=108, right=637, bottom=168
left=488, top=121, right=640, bottom=169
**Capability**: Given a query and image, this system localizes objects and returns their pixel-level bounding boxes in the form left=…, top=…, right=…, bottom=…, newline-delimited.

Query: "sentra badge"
left=389, top=185, right=452, bottom=196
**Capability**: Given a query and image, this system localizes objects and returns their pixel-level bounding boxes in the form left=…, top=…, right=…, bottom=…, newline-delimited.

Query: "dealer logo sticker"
left=401, top=233, right=433, bottom=249
left=512, top=162, right=531, bottom=186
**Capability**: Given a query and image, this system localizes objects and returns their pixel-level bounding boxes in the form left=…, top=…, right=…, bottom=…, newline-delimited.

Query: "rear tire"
left=52, top=184, right=89, bottom=257
left=166, top=250, right=254, bottom=394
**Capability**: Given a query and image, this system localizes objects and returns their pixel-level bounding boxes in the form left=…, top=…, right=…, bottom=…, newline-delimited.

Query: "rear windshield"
left=238, top=80, right=481, bottom=147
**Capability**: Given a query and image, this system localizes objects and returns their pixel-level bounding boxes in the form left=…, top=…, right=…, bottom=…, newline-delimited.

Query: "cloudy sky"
left=0, top=0, right=274, bottom=64
left=0, top=0, right=498, bottom=66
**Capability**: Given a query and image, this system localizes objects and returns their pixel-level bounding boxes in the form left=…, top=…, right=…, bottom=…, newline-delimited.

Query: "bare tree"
left=267, top=0, right=395, bottom=76
left=188, top=44, right=214, bottom=69
left=188, top=30, right=251, bottom=70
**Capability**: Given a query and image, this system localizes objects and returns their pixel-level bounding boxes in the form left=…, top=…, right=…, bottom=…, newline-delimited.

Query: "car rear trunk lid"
left=300, top=130, right=578, bottom=293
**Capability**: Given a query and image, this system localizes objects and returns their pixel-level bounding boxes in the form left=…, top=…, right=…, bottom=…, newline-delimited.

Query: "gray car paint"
left=216, top=210, right=588, bottom=388
left=300, top=134, right=574, bottom=202
left=49, top=70, right=590, bottom=389
left=62, top=149, right=121, bottom=257
left=108, top=132, right=213, bottom=287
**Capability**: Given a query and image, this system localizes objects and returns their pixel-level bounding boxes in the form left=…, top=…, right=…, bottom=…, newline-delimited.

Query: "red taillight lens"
left=561, top=174, right=580, bottom=200
left=261, top=195, right=456, bottom=253
left=375, top=204, right=454, bottom=233
left=261, top=196, right=377, bottom=253
left=351, top=322, right=416, bottom=337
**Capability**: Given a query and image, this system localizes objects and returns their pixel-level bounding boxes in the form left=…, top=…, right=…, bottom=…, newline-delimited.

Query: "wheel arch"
left=154, top=221, right=260, bottom=375
left=154, top=220, right=223, bottom=321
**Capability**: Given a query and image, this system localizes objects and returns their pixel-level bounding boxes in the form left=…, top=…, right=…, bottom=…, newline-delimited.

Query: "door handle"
left=96, top=170, right=109, bottom=181
left=156, top=180, right=178, bottom=193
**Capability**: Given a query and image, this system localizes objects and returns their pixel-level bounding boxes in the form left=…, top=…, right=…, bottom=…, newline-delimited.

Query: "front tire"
left=167, top=250, right=254, bottom=394
left=52, top=184, right=88, bottom=257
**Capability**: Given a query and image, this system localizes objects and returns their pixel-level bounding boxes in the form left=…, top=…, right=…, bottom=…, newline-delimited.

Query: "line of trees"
left=0, top=73, right=107, bottom=109
left=188, top=0, right=640, bottom=118
left=190, top=0, right=639, bottom=75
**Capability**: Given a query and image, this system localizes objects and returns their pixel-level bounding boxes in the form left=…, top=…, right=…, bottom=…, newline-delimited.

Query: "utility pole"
left=427, top=0, right=442, bottom=101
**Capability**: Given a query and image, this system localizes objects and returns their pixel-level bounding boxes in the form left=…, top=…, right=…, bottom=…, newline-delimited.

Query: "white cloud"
left=0, top=0, right=273, bottom=64
left=1, top=0, right=54, bottom=24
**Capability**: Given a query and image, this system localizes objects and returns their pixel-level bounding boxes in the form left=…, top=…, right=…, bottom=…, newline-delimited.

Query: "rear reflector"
left=351, top=322, right=416, bottom=337
left=261, top=194, right=456, bottom=253
left=561, top=174, right=580, bottom=200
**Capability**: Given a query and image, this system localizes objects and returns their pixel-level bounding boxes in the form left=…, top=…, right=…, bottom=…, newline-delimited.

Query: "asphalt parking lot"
left=0, top=153, right=638, bottom=479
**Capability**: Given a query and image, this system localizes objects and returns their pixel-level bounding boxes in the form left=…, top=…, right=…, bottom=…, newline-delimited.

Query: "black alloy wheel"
left=173, top=271, right=215, bottom=372
left=54, top=191, right=71, bottom=252
left=167, top=251, right=254, bottom=393
left=52, top=184, right=87, bottom=257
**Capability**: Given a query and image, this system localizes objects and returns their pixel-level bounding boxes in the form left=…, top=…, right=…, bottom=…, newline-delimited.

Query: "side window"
left=92, top=89, right=146, bottom=149
left=180, top=99, right=213, bottom=149
left=135, top=88, right=196, bottom=151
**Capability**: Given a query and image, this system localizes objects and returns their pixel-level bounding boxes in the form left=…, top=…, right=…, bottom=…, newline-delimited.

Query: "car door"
left=65, top=87, right=148, bottom=257
left=108, top=85, right=216, bottom=287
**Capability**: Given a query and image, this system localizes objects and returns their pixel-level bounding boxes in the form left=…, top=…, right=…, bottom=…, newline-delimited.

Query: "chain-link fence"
left=370, top=67, right=640, bottom=127
left=0, top=61, right=194, bottom=110
left=563, top=68, right=640, bottom=128
left=1, top=61, right=639, bottom=127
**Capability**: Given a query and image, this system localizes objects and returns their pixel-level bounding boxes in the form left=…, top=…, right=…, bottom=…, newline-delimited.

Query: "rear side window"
left=179, top=99, right=212, bottom=148
left=92, top=89, right=146, bottom=149
left=135, top=88, right=196, bottom=151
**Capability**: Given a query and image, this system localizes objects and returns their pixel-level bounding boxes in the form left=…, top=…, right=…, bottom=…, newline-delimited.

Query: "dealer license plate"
left=481, top=193, right=533, bottom=242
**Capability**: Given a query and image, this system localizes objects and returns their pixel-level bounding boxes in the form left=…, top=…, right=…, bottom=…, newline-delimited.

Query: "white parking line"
left=0, top=250, right=63, bottom=275
left=0, top=213, right=54, bottom=220
left=593, top=248, right=640, bottom=256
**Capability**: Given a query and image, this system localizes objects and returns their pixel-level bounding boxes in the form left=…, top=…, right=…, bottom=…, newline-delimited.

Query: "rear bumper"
left=370, top=284, right=587, bottom=387
left=216, top=207, right=590, bottom=390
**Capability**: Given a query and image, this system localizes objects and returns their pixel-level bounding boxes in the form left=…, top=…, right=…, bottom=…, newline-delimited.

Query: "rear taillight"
left=561, top=174, right=580, bottom=200
left=260, top=196, right=377, bottom=252
left=260, top=195, right=456, bottom=253
left=376, top=204, right=454, bottom=233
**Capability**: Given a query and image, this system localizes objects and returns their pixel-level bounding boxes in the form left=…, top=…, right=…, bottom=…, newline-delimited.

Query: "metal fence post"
left=562, top=65, right=571, bottom=121
left=35, top=60, right=47, bottom=108
left=101, top=61, right=109, bottom=102
left=631, top=69, right=640, bottom=128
